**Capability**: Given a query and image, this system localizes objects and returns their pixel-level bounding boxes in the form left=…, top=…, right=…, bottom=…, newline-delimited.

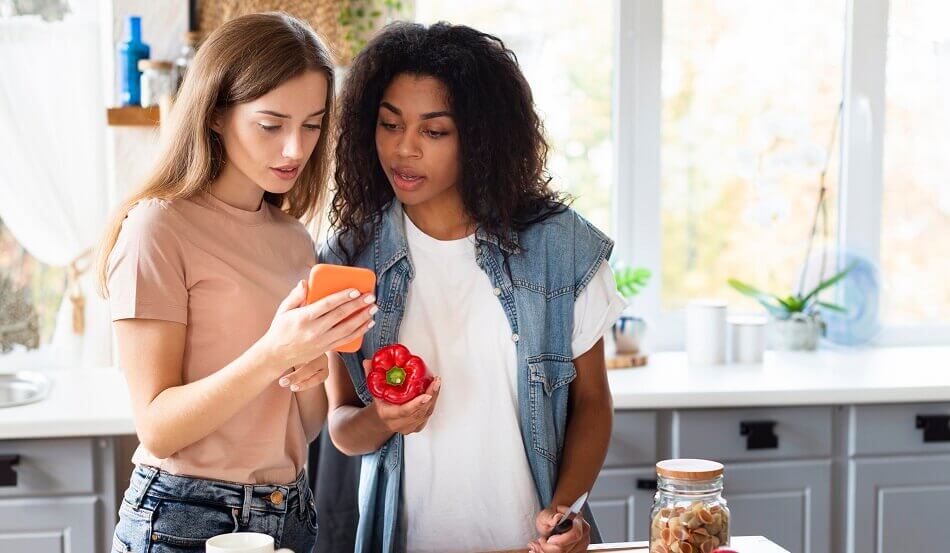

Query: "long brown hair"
left=97, top=12, right=335, bottom=296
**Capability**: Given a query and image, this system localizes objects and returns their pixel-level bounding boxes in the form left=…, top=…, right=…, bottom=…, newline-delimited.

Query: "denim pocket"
left=527, top=354, right=577, bottom=462
left=112, top=534, right=132, bottom=553
left=305, top=497, right=319, bottom=534
left=114, top=500, right=154, bottom=553
left=149, top=498, right=239, bottom=550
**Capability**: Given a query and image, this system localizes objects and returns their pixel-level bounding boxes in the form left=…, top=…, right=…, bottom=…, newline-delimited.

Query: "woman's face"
left=375, top=74, right=461, bottom=207
left=214, top=70, right=328, bottom=195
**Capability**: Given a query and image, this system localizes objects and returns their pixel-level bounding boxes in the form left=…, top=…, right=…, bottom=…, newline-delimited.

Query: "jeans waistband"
left=128, top=465, right=309, bottom=524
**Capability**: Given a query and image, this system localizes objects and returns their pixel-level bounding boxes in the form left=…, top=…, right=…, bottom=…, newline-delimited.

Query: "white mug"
left=686, top=300, right=728, bottom=365
left=206, top=532, right=294, bottom=553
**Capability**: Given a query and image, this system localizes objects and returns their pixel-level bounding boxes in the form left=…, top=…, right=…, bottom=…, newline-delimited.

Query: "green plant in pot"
left=728, top=263, right=852, bottom=351
left=727, top=101, right=856, bottom=351
left=611, top=263, right=651, bottom=355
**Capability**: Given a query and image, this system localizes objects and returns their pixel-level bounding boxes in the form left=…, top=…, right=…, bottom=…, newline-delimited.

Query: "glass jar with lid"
left=138, top=60, right=175, bottom=107
left=649, top=459, right=730, bottom=553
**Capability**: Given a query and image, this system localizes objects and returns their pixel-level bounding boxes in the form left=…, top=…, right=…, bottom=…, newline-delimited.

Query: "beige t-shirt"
left=107, top=192, right=315, bottom=484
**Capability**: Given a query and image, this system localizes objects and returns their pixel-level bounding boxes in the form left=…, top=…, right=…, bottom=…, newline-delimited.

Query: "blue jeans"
left=112, top=466, right=318, bottom=553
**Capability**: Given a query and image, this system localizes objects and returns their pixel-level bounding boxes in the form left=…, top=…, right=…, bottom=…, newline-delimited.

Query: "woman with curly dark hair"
left=320, top=21, right=625, bottom=553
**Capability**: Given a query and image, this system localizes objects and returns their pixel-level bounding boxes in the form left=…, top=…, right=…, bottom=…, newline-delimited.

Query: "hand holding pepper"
left=367, top=344, right=432, bottom=404
left=362, top=348, right=441, bottom=436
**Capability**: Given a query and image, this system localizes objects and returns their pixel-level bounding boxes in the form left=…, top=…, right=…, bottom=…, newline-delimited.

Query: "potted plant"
left=611, top=263, right=651, bottom=355
left=727, top=263, right=852, bottom=351
left=728, top=102, right=857, bottom=351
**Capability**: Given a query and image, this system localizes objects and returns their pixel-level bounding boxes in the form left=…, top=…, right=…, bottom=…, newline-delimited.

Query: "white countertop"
left=608, top=346, right=950, bottom=409
left=0, top=367, right=135, bottom=440
left=1, top=347, right=949, bottom=440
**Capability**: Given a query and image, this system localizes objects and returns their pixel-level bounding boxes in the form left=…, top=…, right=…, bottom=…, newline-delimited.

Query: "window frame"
left=612, top=0, right=950, bottom=350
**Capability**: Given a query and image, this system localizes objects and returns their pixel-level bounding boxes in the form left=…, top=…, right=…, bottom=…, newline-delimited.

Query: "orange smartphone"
left=305, top=263, right=377, bottom=353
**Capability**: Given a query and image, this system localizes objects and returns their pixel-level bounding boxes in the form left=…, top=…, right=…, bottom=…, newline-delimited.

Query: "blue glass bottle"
left=119, top=16, right=150, bottom=106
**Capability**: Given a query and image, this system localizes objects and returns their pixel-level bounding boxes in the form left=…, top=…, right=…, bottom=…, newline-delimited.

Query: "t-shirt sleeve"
left=572, top=260, right=628, bottom=358
left=106, top=201, right=189, bottom=324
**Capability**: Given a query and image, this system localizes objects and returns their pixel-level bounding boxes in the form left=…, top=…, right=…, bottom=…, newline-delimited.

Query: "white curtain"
left=0, top=14, right=110, bottom=368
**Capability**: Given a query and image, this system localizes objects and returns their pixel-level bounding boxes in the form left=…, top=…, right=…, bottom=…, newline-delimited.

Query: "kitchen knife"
left=550, top=491, right=589, bottom=536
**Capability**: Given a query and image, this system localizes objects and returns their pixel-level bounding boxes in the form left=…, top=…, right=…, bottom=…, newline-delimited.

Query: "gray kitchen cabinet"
left=0, top=437, right=121, bottom=553
left=849, top=455, right=950, bottom=553
left=0, top=496, right=97, bottom=553
left=588, top=466, right=656, bottom=543
left=846, top=402, right=950, bottom=553
left=726, top=460, right=832, bottom=553
left=596, top=402, right=950, bottom=553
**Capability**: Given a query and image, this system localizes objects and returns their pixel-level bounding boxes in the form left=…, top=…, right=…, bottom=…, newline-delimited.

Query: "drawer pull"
left=916, top=415, right=950, bottom=443
left=740, top=420, right=778, bottom=450
left=636, top=478, right=658, bottom=491
left=0, top=454, right=20, bottom=486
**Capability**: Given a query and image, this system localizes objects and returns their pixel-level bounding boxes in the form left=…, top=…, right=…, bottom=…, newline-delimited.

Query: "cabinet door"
left=0, top=496, right=97, bottom=553
left=849, top=454, right=950, bottom=553
left=726, top=460, right=832, bottom=553
left=589, top=467, right=656, bottom=543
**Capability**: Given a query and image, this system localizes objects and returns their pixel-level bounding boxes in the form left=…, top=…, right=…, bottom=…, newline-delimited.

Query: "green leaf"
left=727, top=279, right=789, bottom=315
left=802, top=262, right=856, bottom=304
left=818, top=301, right=847, bottom=313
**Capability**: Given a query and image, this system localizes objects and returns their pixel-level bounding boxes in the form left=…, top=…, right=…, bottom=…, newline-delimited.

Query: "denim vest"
left=318, top=202, right=613, bottom=553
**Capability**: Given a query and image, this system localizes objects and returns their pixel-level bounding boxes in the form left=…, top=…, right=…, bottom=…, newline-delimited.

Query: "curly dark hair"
left=329, top=20, right=569, bottom=262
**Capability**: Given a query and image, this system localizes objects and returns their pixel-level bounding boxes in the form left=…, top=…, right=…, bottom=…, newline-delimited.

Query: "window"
left=0, top=218, right=65, bottom=344
left=0, top=0, right=70, bottom=346
left=414, top=0, right=614, bottom=234
left=659, top=0, right=845, bottom=311
left=404, top=1, right=946, bottom=347
left=880, top=0, right=950, bottom=324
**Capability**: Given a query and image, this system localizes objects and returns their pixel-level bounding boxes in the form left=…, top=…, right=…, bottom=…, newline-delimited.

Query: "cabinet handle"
left=916, top=415, right=950, bottom=443
left=740, top=420, right=779, bottom=450
left=636, top=479, right=657, bottom=491
left=0, top=454, right=19, bottom=486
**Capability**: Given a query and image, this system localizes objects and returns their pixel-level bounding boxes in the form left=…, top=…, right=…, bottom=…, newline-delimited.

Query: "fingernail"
left=434, top=380, right=441, bottom=392
left=290, top=384, right=299, bottom=391
left=349, top=289, right=360, bottom=298
left=363, top=294, right=376, bottom=304
left=420, top=395, right=431, bottom=404
left=370, top=306, right=379, bottom=315
left=367, top=321, right=376, bottom=329
left=279, top=378, right=290, bottom=387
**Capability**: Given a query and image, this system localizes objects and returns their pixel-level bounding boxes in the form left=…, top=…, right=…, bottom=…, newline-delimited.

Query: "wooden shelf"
left=107, top=106, right=160, bottom=127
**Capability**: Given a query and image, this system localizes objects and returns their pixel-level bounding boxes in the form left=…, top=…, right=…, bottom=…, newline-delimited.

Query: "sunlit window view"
left=660, top=0, right=845, bottom=311
left=0, top=219, right=64, bottom=343
left=414, top=0, right=614, bottom=234
left=881, top=0, right=950, bottom=324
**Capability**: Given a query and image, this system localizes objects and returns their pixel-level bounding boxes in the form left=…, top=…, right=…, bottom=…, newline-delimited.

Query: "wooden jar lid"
left=656, top=458, right=724, bottom=480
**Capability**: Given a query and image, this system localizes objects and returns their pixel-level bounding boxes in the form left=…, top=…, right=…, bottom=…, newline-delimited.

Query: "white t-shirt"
left=399, top=213, right=627, bottom=553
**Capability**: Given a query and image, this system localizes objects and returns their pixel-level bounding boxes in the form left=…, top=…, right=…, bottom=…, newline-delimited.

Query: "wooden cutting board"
left=484, top=536, right=790, bottom=553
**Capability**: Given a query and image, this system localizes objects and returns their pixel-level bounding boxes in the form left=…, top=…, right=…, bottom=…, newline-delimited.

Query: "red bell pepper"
left=367, top=344, right=432, bottom=405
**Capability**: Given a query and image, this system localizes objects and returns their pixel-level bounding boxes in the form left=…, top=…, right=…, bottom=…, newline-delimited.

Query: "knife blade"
left=550, top=491, right=589, bottom=536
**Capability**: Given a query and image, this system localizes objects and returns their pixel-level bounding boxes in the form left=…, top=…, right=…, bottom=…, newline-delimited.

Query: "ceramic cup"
left=206, top=533, right=294, bottom=553
left=686, top=300, right=728, bottom=365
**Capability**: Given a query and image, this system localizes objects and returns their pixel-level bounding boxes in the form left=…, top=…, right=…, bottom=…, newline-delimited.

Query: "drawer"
left=604, top=411, right=657, bottom=467
left=849, top=402, right=950, bottom=456
left=0, top=438, right=96, bottom=497
left=0, top=496, right=97, bottom=552
left=673, top=406, right=832, bottom=462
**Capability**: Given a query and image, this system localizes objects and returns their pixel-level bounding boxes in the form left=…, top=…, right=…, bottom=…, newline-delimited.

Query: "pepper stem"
left=386, top=367, right=406, bottom=386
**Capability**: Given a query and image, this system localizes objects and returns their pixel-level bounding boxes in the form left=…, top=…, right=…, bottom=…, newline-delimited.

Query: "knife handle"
left=550, top=514, right=575, bottom=536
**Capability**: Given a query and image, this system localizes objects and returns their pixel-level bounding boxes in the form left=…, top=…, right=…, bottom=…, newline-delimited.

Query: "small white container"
left=138, top=59, right=175, bottom=107
left=728, top=315, right=767, bottom=363
left=686, top=300, right=728, bottom=365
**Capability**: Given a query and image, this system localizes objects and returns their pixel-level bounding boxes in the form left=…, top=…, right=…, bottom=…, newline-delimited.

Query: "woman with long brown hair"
left=98, top=13, right=375, bottom=552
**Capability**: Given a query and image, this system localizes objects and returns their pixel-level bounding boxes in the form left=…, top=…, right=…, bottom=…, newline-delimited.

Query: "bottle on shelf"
left=118, top=15, right=151, bottom=106
left=174, top=31, right=201, bottom=92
